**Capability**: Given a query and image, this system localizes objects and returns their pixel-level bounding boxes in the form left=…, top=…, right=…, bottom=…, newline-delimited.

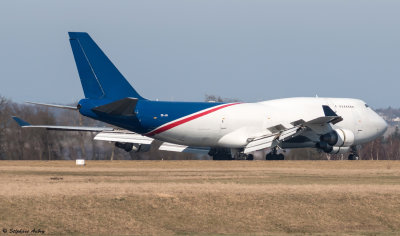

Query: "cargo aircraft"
left=13, top=32, right=388, bottom=160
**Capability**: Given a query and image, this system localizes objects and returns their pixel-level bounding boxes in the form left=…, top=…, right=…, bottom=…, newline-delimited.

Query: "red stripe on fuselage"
left=145, top=103, right=240, bottom=136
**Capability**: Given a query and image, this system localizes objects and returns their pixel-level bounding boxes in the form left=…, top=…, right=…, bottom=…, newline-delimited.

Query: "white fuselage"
left=154, top=97, right=387, bottom=150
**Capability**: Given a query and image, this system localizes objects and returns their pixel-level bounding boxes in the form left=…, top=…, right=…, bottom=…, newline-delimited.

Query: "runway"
left=1, top=160, right=400, bottom=235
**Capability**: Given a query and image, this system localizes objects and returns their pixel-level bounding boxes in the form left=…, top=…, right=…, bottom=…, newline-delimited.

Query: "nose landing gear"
left=348, top=146, right=360, bottom=160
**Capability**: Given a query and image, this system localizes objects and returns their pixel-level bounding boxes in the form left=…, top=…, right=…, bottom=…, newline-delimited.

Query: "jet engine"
left=317, top=142, right=351, bottom=154
left=115, top=142, right=151, bottom=152
left=330, top=146, right=351, bottom=154
left=320, top=129, right=355, bottom=147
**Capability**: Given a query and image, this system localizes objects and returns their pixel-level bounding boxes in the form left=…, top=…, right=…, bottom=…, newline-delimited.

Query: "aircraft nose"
left=375, top=115, right=388, bottom=136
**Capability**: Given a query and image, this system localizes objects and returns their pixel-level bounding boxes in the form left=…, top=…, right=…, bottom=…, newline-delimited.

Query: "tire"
left=210, top=148, right=233, bottom=160
left=266, top=153, right=285, bottom=160
left=348, top=154, right=359, bottom=160
left=246, top=154, right=254, bottom=160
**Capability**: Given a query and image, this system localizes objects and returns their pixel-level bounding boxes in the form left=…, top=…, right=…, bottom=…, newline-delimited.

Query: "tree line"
left=0, top=95, right=398, bottom=160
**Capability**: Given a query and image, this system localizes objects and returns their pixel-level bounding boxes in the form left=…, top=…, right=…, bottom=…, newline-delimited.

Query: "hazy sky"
left=1, top=0, right=399, bottom=108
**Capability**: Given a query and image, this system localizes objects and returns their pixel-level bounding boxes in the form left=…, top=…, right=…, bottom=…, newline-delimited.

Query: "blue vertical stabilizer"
left=68, top=32, right=144, bottom=100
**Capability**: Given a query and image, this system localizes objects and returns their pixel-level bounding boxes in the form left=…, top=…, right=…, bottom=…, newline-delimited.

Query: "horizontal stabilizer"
left=12, top=116, right=31, bottom=127
left=26, top=102, right=77, bottom=110
left=92, top=97, right=138, bottom=116
left=159, top=142, right=210, bottom=154
left=94, top=130, right=153, bottom=144
left=12, top=116, right=113, bottom=132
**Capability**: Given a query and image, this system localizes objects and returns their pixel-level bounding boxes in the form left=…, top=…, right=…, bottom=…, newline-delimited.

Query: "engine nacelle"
left=317, top=142, right=351, bottom=154
left=329, top=146, right=351, bottom=154
left=320, top=129, right=355, bottom=147
left=115, top=142, right=151, bottom=153
left=317, top=141, right=333, bottom=153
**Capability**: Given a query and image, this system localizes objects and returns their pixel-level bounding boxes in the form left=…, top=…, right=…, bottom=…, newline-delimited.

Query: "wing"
left=244, top=114, right=342, bottom=154
left=159, top=142, right=210, bottom=155
left=12, top=116, right=114, bottom=132
left=13, top=116, right=205, bottom=154
left=94, top=130, right=154, bottom=145
left=95, top=131, right=209, bottom=154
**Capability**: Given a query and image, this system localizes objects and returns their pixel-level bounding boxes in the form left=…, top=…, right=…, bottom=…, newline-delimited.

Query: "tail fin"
left=68, top=32, right=144, bottom=100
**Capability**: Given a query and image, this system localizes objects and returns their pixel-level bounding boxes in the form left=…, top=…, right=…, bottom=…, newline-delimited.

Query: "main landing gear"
left=266, top=148, right=284, bottom=160
left=348, top=146, right=360, bottom=160
left=235, top=153, right=254, bottom=160
left=209, top=148, right=254, bottom=160
left=209, top=148, right=233, bottom=160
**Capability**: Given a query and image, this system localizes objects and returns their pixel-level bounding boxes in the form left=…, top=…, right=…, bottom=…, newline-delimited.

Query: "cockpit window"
left=365, top=104, right=369, bottom=108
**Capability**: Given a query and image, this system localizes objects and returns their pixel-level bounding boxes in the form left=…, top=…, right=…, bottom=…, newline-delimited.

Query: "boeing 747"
left=13, top=32, right=388, bottom=160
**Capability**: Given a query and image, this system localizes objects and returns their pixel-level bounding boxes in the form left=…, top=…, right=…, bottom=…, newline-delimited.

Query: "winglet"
left=321, top=105, right=343, bottom=124
left=12, top=116, right=31, bottom=127
left=322, top=105, right=338, bottom=116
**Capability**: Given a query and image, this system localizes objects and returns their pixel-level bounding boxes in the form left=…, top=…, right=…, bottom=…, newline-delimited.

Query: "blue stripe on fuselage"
left=136, top=100, right=223, bottom=133
left=78, top=98, right=223, bottom=134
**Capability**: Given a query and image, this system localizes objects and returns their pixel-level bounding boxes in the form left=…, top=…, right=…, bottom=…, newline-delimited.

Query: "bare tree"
left=0, top=96, right=10, bottom=159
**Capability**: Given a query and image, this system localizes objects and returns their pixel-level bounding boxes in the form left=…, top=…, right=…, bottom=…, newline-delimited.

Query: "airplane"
left=12, top=32, right=388, bottom=160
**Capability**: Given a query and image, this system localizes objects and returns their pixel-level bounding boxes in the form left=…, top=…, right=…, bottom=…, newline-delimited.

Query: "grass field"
left=1, top=160, right=400, bottom=235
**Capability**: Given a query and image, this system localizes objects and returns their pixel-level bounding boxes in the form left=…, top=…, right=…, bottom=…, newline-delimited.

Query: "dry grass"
left=1, top=161, right=400, bottom=235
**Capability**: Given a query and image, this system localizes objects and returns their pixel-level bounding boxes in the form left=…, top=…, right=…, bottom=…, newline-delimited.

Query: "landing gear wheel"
left=348, top=154, right=359, bottom=160
left=209, top=148, right=233, bottom=160
left=246, top=154, right=254, bottom=160
left=115, top=142, right=133, bottom=152
left=266, top=149, right=285, bottom=160
left=348, top=146, right=360, bottom=160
